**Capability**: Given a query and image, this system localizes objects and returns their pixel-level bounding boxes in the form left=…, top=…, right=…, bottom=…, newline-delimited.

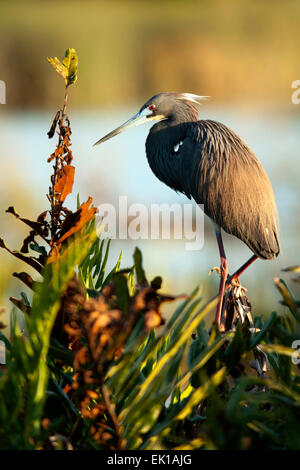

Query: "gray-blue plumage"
left=145, top=98, right=279, bottom=260
left=95, top=92, right=280, bottom=260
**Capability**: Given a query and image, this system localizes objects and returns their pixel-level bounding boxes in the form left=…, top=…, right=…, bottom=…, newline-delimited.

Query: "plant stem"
left=101, top=384, right=123, bottom=450
left=62, top=85, right=69, bottom=118
left=49, top=85, right=69, bottom=242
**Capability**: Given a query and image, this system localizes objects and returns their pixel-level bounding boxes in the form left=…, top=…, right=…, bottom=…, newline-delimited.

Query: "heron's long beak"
left=93, top=108, right=165, bottom=147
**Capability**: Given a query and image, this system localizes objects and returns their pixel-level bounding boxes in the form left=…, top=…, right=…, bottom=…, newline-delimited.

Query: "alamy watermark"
left=291, top=340, right=300, bottom=365
left=291, top=80, right=300, bottom=104
left=0, top=80, right=6, bottom=104
left=0, top=340, right=5, bottom=365
left=95, top=196, right=205, bottom=251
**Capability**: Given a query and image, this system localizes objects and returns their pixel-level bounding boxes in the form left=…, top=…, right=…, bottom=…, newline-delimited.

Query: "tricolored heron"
left=94, top=92, right=280, bottom=329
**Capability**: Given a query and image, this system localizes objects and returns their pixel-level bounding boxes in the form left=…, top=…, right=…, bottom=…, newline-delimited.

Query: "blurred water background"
left=0, top=0, right=299, bottom=330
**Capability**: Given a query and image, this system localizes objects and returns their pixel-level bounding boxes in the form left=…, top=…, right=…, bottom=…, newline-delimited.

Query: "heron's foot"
left=226, top=275, right=247, bottom=294
left=232, top=281, right=247, bottom=298
left=209, top=266, right=221, bottom=278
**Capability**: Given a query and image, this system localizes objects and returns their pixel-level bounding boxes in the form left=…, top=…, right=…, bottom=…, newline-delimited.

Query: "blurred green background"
left=0, top=0, right=300, bottom=331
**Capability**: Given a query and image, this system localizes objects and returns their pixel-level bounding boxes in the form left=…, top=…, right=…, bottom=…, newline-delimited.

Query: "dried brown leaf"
left=47, top=111, right=61, bottom=139
left=10, top=296, right=31, bottom=315
left=54, top=165, right=75, bottom=203
left=13, top=272, right=34, bottom=290
left=0, top=238, right=43, bottom=273
left=57, top=197, right=97, bottom=244
left=6, top=207, right=49, bottom=240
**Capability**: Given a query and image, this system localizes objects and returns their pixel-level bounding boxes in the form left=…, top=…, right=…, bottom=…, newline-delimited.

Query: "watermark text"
left=96, top=196, right=205, bottom=251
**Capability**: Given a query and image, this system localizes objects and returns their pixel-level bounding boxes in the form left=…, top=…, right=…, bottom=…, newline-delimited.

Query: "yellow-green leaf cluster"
left=47, top=48, right=78, bottom=86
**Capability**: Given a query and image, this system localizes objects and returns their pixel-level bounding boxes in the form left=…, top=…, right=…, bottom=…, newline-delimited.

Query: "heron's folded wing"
left=180, top=120, right=280, bottom=259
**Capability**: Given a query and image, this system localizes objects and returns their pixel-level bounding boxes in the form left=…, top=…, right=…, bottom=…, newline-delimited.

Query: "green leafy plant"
left=47, top=48, right=78, bottom=87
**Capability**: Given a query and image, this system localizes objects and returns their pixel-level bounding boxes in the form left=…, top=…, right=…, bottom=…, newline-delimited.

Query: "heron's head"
left=93, top=92, right=209, bottom=146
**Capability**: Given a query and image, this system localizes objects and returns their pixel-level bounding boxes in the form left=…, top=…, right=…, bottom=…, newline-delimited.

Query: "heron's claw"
left=233, top=282, right=247, bottom=298
left=227, top=276, right=247, bottom=296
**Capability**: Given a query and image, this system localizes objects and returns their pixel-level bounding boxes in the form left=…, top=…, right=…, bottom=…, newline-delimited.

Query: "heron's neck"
left=145, top=120, right=188, bottom=193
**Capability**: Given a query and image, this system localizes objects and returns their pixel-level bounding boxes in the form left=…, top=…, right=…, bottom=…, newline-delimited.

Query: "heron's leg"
left=226, top=254, right=258, bottom=287
left=214, top=226, right=228, bottom=330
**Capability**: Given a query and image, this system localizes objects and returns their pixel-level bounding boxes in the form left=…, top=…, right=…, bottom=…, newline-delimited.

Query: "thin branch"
left=49, top=85, right=69, bottom=242
left=62, top=85, right=69, bottom=118
left=101, top=384, right=124, bottom=450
